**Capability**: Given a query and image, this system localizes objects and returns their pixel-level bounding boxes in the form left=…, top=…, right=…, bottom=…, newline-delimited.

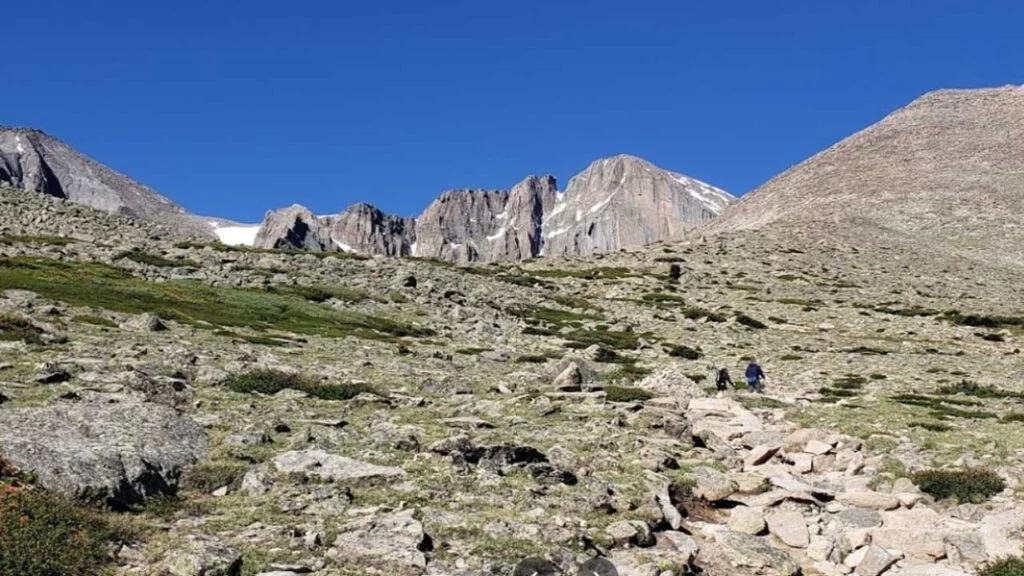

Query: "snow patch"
left=15, top=135, right=24, bottom=154
left=555, top=190, right=565, bottom=202
left=213, top=225, right=260, bottom=247
left=588, top=192, right=616, bottom=214
left=495, top=210, right=509, bottom=220
left=575, top=209, right=582, bottom=222
left=410, top=242, right=418, bottom=257
left=545, top=226, right=571, bottom=238
left=332, top=239, right=357, bottom=253
left=486, top=227, right=506, bottom=242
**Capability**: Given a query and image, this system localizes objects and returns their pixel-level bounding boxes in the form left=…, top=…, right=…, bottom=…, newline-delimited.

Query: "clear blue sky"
left=4, top=1, right=1022, bottom=222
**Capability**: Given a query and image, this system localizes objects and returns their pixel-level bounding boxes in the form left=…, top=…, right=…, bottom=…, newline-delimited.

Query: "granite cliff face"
left=254, top=158, right=732, bottom=262
left=703, top=86, right=1024, bottom=268
left=541, top=155, right=733, bottom=258
left=0, top=127, right=217, bottom=239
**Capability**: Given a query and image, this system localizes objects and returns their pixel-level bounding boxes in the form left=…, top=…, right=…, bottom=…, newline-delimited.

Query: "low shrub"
left=73, top=314, right=118, bottom=328
left=0, top=485, right=130, bottom=576
left=604, top=386, right=653, bottom=403
left=735, top=314, right=768, bottom=330
left=115, top=248, right=195, bottom=268
left=664, top=344, right=702, bottom=360
left=225, top=369, right=374, bottom=401
left=515, top=355, right=549, bottom=364
left=981, top=557, right=1024, bottom=576
left=0, top=313, right=45, bottom=345
left=911, top=468, right=1006, bottom=503
left=181, top=463, right=248, bottom=493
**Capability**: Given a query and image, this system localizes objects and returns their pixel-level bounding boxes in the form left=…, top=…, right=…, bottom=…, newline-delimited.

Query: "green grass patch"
left=225, top=369, right=376, bottom=401
left=735, top=314, right=768, bottom=330
left=909, top=421, right=953, bottom=433
left=0, top=313, right=45, bottom=345
left=936, top=380, right=1024, bottom=400
left=530, top=266, right=633, bottom=280
left=175, top=241, right=369, bottom=260
left=0, top=257, right=431, bottom=341
left=115, top=248, right=197, bottom=268
left=547, top=294, right=600, bottom=311
left=455, top=347, right=493, bottom=356
left=181, top=463, right=249, bottom=493
left=0, top=234, right=75, bottom=246
left=664, top=344, right=703, bottom=360
left=272, top=284, right=368, bottom=303
left=911, top=468, right=1006, bottom=503
left=73, top=314, right=118, bottom=328
left=981, top=557, right=1024, bottom=576
left=0, top=485, right=132, bottom=576
left=608, top=364, right=653, bottom=383
left=942, top=311, right=1024, bottom=330
left=604, top=386, right=653, bottom=403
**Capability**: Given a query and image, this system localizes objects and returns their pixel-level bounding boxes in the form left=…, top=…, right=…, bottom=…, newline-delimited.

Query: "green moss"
left=271, top=284, right=368, bottom=303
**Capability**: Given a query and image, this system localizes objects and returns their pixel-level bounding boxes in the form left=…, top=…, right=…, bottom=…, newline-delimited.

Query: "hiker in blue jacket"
left=745, top=359, right=766, bottom=393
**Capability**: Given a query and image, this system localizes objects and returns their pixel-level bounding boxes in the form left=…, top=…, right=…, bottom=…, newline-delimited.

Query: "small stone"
left=837, top=492, right=900, bottom=511
left=805, top=440, right=834, bottom=455
left=692, top=467, right=739, bottom=502
left=729, top=506, right=767, bottom=535
left=745, top=444, right=781, bottom=468
left=767, top=509, right=810, bottom=548
left=854, top=545, right=899, bottom=576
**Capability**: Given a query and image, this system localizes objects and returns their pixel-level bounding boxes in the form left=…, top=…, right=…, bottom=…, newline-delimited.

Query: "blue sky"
left=4, top=1, right=1022, bottom=222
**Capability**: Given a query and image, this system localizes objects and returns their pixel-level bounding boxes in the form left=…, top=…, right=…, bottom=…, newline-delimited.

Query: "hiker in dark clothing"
left=715, top=368, right=733, bottom=392
left=745, top=359, right=766, bottom=393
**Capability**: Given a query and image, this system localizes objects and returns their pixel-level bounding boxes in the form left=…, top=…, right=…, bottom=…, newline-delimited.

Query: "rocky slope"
left=254, top=157, right=733, bottom=262
left=703, top=86, right=1024, bottom=269
left=0, top=126, right=221, bottom=239
left=2, top=188, right=1023, bottom=576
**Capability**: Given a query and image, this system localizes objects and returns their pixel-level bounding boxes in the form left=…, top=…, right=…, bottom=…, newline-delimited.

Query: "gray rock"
left=729, top=506, right=767, bottom=535
left=329, top=509, right=430, bottom=575
left=767, top=509, right=809, bottom=548
left=122, top=312, right=168, bottom=332
left=272, top=449, right=405, bottom=483
left=0, top=400, right=208, bottom=505
left=158, top=537, right=242, bottom=576
left=692, top=466, right=739, bottom=502
left=854, top=545, right=898, bottom=576
left=712, top=530, right=801, bottom=576
left=659, top=531, right=700, bottom=564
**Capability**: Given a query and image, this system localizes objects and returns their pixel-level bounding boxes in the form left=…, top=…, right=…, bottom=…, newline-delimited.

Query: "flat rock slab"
left=837, top=491, right=901, bottom=510
left=330, top=509, right=428, bottom=576
left=693, top=466, right=739, bottom=502
left=712, top=530, right=801, bottom=576
left=854, top=545, right=899, bottom=576
left=767, top=509, right=809, bottom=548
left=273, top=450, right=405, bottom=483
left=0, top=400, right=208, bottom=506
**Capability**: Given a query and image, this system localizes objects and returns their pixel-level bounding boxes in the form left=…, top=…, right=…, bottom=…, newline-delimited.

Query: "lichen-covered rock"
left=0, top=400, right=208, bottom=506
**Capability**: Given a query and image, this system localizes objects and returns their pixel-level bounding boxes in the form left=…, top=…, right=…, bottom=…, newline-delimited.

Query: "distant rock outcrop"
left=253, top=204, right=327, bottom=251
left=254, top=157, right=732, bottom=262
left=0, top=127, right=218, bottom=239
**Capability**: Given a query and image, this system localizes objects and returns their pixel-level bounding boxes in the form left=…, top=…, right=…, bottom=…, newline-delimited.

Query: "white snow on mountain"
left=210, top=223, right=260, bottom=246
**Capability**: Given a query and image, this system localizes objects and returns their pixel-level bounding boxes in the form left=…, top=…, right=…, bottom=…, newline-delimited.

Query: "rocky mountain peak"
left=0, top=126, right=216, bottom=239
left=703, top=85, right=1024, bottom=268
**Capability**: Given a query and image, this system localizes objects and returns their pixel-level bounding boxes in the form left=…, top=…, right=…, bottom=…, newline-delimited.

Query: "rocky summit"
left=1, top=86, right=1024, bottom=576
left=255, top=156, right=734, bottom=262
left=1, top=126, right=735, bottom=263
